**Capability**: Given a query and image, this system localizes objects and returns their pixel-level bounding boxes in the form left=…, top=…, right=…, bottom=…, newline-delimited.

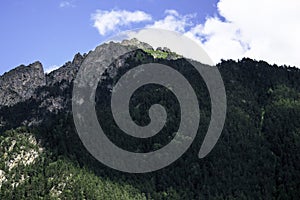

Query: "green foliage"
left=143, top=48, right=180, bottom=60
left=1, top=56, right=300, bottom=199
left=0, top=131, right=146, bottom=199
left=144, top=49, right=169, bottom=59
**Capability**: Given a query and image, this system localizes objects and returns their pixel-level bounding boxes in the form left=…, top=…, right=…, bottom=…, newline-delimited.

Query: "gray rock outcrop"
left=0, top=61, right=45, bottom=106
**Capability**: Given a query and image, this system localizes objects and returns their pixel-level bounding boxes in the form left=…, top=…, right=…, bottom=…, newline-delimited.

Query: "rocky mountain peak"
left=72, top=53, right=85, bottom=67
left=46, top=53, right=87, bottom=86
left=0, top=62, right=46, bottom=107
left=120, top=38, right=154, bottom=50
left=0, top=38, right=179, bottom=108
left=29, top=61, right=43, bottom=71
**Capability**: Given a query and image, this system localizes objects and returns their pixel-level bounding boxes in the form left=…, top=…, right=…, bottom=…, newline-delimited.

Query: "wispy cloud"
left=45, top=65, right=60, bottom=74
left=185, top=0, right=300, bottom=67
left=91, top=10, right=152, bottom=35
left=91, top=1, right=300, bottom=67
left=59, top=1, right=75, bottom=8
left=146, top=10, right=195, bottom=32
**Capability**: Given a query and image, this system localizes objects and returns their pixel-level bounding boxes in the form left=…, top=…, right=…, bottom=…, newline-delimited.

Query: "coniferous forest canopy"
left=0, top=49, right=300, bottom=199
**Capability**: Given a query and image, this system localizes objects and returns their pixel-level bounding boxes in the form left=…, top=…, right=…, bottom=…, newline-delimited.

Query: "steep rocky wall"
left=0, top=62, right=45, bottom=106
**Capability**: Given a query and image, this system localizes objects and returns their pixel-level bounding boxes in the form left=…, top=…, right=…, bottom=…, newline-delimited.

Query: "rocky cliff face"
left=0, top=39, right=137, bottom=106
left=0, top=61, right=45, bottom=107
left=0, top=37, right=187, bottom=134
left=0, top=40, right=135, bottom=128
left=121, top=38, right=153, bottom=50
left=46, top=53, right=87, bottom=86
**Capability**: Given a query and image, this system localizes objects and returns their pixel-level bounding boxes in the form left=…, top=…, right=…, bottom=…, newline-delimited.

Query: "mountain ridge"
left=0, top=40, right=300, bottom=198
left=0, top=38, right=185, bottom=107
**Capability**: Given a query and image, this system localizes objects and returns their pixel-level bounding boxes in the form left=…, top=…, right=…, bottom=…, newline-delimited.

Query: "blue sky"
left=0, top=0, right=219, bottom=74
left=1, top=0, right=300, bottom=75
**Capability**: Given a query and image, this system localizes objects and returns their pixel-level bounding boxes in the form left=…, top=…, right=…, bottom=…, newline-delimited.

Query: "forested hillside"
left=0, top=47, right=299, bottom=199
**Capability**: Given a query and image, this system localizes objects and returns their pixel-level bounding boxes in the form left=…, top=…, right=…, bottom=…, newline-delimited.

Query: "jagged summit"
left=0, top=61, right=45, bottom=107
left=0, top=38, right=182, bottom=107
left=0, top=61, right=44, bottom=77
left=120, top=38, right=154, bottom=50
left=72, top=53, right=85, bottom=66
left=46, top=52, right=87, bottom=86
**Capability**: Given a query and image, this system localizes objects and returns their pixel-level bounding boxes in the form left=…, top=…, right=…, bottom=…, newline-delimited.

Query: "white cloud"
left=190, top=0, right=300, bottom=67
left=91, top=10, right=152, bottom=35
left=184, top=18, right=247, bottom=62
left=59, top=1, right=75, bottom=8
left=126, top=29, right=214, bottom=66
left=146, top=10, right=195, bottom=32
left=45, top=65, right=60, bottom=74
left=123, top=10, right=214, bottom=64
left=92, top=2, right=300, bottom=67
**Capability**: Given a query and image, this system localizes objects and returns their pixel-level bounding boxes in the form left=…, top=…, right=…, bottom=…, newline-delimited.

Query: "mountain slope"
left=0, top=40, right=300, bottom=199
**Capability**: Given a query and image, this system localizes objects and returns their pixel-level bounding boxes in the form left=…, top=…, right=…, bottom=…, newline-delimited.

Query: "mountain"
left=0, top=61, right=45, bottom=107
left=0, top=39, right=300, bottom=199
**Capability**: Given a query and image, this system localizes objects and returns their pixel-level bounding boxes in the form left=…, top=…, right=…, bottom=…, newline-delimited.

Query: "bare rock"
left=0, top=62, right=45, bottom=107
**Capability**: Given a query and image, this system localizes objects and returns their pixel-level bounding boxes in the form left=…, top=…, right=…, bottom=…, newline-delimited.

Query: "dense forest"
left=0, top=50, right=300, bottom=199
